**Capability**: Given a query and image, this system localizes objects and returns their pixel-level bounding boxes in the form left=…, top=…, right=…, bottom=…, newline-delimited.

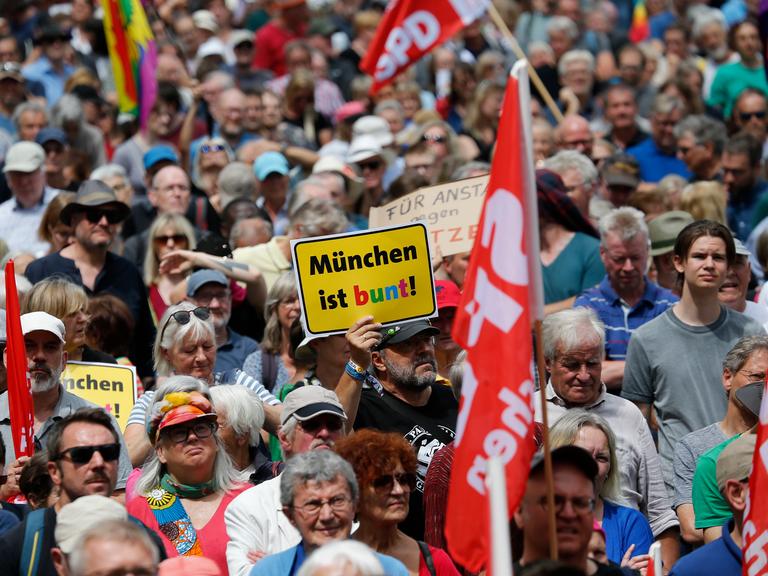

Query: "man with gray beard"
left=340, top=319, right=459, bottom=540
left=0, top=312, right=131, bottom=500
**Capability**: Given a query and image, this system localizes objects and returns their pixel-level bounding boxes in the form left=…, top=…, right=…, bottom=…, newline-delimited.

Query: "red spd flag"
left=360, top=0, right=489, bottom=93
left=4, top=260, right=34, bottom=457
left=445, top=61, right=542, bottom=571
left=743, top=382, right=768, bottom=575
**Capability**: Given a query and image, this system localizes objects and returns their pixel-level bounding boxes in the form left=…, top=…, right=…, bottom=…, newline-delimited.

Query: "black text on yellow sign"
left=292, top=223, right=437, bottom=336
left=62, top=361, right=137, bottom=431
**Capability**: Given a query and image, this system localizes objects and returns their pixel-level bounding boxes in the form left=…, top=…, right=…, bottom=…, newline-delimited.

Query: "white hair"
left=692, top=7, right=727, bottom=39
left=209, top=385, right=265, bottom=445
left=598, top=207, right=649, bottom=246
left=558, top=50, right=596, bottom=77
left=542, top=150, right=598, bottom=187
left=90, top=164, right=128, bottom=181
left=547, top=16, right=579, bottom=41
left=153, top=301, right=215, bottom=377
left=297, top=540, right=385, bottom=576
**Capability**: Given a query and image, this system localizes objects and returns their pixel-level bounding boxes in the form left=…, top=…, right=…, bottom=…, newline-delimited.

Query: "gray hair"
left=542, top=150, right=598, bottom=187
left=528, top=41, right=555, bottom=59
left=210, top=385, right=265, bottom=445
left=542, top=308, right=606, bottom=362
left=289, top=176, right=333, bottom=216
left=692, top=7, right=727, bottom=39
left=558, top=50, right=595, bottom=77
left=673, top=114, right=727, bottom=155
left=67, top=519, right=159, bottom=576
left=217, top=162, right=256, bottom=209
left=143, top=213, right=197, bottom=285
left=280, top=450, right=359, bottom=507
left=12, top=101, right=47, bottom=133
left=549, top=410, right=621, bottom=501
left=547, top=16, right=579, bottom=41
left=51, top=94, right=84, bottom=128
left=723, top=335, right=768, bottom=375
left=449, top=349, right=467, bottom=401
left=598, top=207, right=649, bottom=246
left=451, top=161, right=490, bottom=180
left=652, top=94, right=686, bottom=117
left=229, top=217, right=273, bottom=248
left=373, top=99, right=404, bottom=117
left=153, top=301, right=215, bottom=377
left=136, top=376, right=237, bottom=494
left=90, top=164, right=128, bottom=182
left=297, top=540, right=385, bottom=576
left=262, top=272, right=298, bottom=354
left=289, top=198, right=349, bottom=238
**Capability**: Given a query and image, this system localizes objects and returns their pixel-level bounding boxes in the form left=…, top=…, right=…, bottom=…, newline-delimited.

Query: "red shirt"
left=252, top=21, right=306, bottom=76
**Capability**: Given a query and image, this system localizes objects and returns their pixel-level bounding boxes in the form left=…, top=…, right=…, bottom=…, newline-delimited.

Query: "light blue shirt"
left=22, top=57, right=74, bottom=106
left=0, top=186, right=59, bottom=257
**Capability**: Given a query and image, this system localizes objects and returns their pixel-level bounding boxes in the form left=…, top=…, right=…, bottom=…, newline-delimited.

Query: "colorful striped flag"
left=629, top=0, right=649, bottom=43
left=101, top=0, right=157, bottom=129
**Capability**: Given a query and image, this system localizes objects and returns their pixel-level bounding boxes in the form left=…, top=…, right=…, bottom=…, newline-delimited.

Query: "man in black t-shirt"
left=348, top=319, right=459, bottom=540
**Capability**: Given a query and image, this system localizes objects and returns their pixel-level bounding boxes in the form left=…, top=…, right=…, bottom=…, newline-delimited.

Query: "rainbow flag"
left=101, top=0, right=157, bottom=129
left=629, top=0, right=650, bottom=43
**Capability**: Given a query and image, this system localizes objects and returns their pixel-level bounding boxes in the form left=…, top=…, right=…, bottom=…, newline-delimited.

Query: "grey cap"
left=648, top=211, right=694, bottom=257
left=281, top=385, right=347, bottom=426
left=55, top=495, right=128, bottom=554
left=59, top=180, right=131, bottom=226
left=186, top=270, right=228, bottom=296
left=373, top=320, right=439, bottom=351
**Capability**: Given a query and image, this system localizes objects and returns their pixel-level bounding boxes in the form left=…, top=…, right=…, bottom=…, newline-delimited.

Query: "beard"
left=381, top=352, right=437, bottom=390
left=29, top=364, right=62, bottom=393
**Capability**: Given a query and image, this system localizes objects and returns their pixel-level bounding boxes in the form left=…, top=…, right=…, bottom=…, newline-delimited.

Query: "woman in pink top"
left=126, top=375, right=247, bottom=574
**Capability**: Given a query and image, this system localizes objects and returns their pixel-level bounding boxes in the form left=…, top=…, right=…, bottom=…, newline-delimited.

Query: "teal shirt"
left=692, top=433, right=740, bottom=529
left=707, top=62, right=768, bottom=117
left=542, top=232, right=604, bottom=304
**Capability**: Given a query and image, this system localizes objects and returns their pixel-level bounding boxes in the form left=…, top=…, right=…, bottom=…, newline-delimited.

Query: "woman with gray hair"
left=550, top=410, right=653, bottom=571
left=297, top=540, right=385, bottom=576
left=209, top=385, right=269, bottom=484
left=127, top=376, right=247, bottom=574
left=124, top=302, right=281, bottom=467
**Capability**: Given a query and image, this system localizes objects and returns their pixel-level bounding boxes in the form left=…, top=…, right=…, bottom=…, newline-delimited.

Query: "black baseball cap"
left=529, top=445, right=598, bottom=481
left=373, top=319, right=439, bottom=351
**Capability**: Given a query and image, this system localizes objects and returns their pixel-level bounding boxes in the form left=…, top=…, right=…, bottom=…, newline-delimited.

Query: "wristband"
left=347, top=360, right=366, bottom=374
left=345, top=361, right=366, bottom=382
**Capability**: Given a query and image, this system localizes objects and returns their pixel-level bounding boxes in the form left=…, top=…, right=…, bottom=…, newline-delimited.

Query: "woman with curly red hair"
left=335, top=429, right=460, bottom=576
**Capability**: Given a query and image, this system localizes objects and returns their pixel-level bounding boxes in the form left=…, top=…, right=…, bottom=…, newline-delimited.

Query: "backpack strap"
left=418, top=541, right=437, bottom=576
left=20, top=508, right=47, bottom=576
left=261, top=350, right=278, bottom=393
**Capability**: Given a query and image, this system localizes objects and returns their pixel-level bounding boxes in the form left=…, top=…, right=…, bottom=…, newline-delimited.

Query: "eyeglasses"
left=159, top=306, right=211, bottom=342
left=297, top=415, right=344, bottom=433
left=84, top=209, right=123, bottom=224
left=739, top=111, right=766, bottom=121
left=193, top=290, right=230, bottom=307
left=292, top=494, right=352, bottom=515
left=153, top=234, right=187, bottom=245
left=163, top=421, right=217, bottom=444
left=677, top=145, right=697, bottom=155
left=537, top=495, right=595, bottom=515
left=279, top=295, right=300, bottom=307
left=359, top=160, right=382, bottom=171
left=372, top=472, right=417, bottom=493
left=200, top=144, right=226, bottom=153
left=53, top=443, right=121, bottom=464
left=422, top=133, right=447, bottom=144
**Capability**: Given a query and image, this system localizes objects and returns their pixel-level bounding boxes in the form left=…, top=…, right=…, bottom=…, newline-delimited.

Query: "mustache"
left=413, top=354, right=437, bottom=369
left=30, top=364, right=52, bottom=375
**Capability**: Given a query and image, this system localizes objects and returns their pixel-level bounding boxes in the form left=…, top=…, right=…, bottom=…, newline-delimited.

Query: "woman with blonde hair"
left=283, top=69, right=332, bottom=149
left=680, top=181, right=728, bottom=225
left=143, top=213, right=197, bottom=322
left=463, top=79, right=505, bottom=162
left=23, top=277, right=116, bottom=364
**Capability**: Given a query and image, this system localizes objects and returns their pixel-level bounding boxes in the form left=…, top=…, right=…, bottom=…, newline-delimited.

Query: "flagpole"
left=487, top=4, right=565, bottom=124
left=487, top=458, right=513, bottom=576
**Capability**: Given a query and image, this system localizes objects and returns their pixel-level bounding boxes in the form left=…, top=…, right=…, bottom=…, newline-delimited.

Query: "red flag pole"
left=4, top=260, right=34, bottom=458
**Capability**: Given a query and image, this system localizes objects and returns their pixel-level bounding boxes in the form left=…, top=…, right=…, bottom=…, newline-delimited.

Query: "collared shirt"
left=669, top=519, right=741, bottom=576
left=627, top=138, right=691, bottom=183
left=22, top=57, right=74, bottom=105
left=574, top=276, right=678, bottom=360
left=0, top=386, right=132, bottom=489
left=535, top=382, right=679, bottom=537
left=215, top=329, right=260, bottom=375
left=0, top=186, right=58, bottom=257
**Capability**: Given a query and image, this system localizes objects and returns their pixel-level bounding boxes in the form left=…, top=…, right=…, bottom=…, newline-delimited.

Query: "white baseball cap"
left=20, top=311, right=65, bottom=342
left=3, top=141, right=45, bottom=173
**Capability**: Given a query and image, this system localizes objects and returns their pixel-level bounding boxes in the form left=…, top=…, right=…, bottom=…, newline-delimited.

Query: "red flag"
left=4, top=261, right=34, bottom=457
left=360, top=0, right=489, bottom=94
left=743, top=382, right=768, bottom=576
left=445, top=61, right=542, bottom=571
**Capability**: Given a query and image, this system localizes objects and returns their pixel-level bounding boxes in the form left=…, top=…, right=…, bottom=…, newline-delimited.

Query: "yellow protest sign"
left=61, top=361, right=137, bottom=431
left=292, top=223, right=437, bottom=336
left=369, top=175, right=488, bottom=257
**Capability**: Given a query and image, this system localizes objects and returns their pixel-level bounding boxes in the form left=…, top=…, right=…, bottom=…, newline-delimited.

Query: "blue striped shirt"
left=574, top=276, right=678, bottom=360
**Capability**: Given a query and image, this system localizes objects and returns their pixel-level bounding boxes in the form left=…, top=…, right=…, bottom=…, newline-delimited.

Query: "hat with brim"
left=435, top=280, right=461, bottom=309
left=280, top=385, right=347, bottom=426
left=716, top=433, right=757, bottom=491
left=149, top=391, right=218, bottom=443
left=229, top=29, right=254, bottom=48
left=55, top=496, right=128, bottom=554
left=648, top=211, right=694, bottom=257
left=604, top=172, right=639, bottom=189
left=254, top=151, right=290, bottom=181
left=374, top=319, right=440, bottom=351
left=312, top=155, right=364, bottom=202
left=59, top=180, right=131, bottom=226
left=734, top=381, right=763, bottom=419
left=21, top=311, right=65, bottom=342
left=187, top=269, right=228, bottom=297
left=734, top=238, right=751, bottom=257
left=530, top=445, right=598, bottom=481
left=3, top=141, right=45, bottom=173
left=347, top=135, right=393, bottom=166
left=0, top=62, right=23, bottom=82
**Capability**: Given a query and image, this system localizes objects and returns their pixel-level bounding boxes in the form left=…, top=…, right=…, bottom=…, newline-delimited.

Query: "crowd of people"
left=0, top=0, right=768, bottom=574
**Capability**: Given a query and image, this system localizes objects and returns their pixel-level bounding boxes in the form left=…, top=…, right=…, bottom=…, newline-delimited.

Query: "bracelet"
left=345, top=362, right=366, bottom=382
left=347, top=360, right=366, bottom=374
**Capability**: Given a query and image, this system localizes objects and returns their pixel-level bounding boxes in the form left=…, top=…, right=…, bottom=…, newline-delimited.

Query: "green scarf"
left=160, top=473, right=216, bottom=499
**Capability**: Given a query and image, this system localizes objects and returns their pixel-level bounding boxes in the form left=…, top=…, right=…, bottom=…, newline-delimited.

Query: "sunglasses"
left=359, top=159, right=382, bottom=171
left=53, top=443, right=120, bottom=464
left=163, top=421, right=216, bottom=444
left=84, top=208, right=123, bottom=224
left=201, top=144, right=226, bottom=154
left=422, top=133, right=447, bottom=143
left=159, top=306, right=211, bottom=342
left=372, top=472, right=417, bottom=492
left=154, top=234, right=187, bottom=245
left=739, top=111, right=766, bottom=121
left=298, top=415, right=344, bottom=433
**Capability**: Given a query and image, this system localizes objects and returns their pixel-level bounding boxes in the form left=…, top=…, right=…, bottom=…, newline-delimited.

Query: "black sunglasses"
left=739, top=111, right=766, bottom=121
left=297, top=415, right=344, bottom=433
left=372, top=472, right=417, bottom=492
left=54, top=443, right=120, bottom=464
left=154, top=234, right=187, bottom=245
left=422, top=133, right=447, bottom=143
left=84, top=208, right=123, bottom=224
left=201, top=144, right=226, bottom=154
left=359, top=159, right=382, bottom=171
left=159, top=306, right=211, bottom=342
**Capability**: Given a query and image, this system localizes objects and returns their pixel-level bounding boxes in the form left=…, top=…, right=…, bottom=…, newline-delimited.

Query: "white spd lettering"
left=744, top=521, right=768, bottom=576
left=481, top=188, right=528, bottom=286
left=375, top=11, right=440, bottom=81
left=465, top=381, right=534, bottom=495
left=463, top=266, right=523, bottom=347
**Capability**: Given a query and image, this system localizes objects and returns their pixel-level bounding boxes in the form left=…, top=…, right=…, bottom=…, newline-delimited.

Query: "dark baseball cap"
left=529, top=445, right=598, bottom=481
left=373, top=319, right=439, bottom=351
left=601, top=153, right=640, bottom=188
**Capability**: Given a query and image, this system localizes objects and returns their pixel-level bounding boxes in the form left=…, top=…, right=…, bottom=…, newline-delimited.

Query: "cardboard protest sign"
left=62, top=361, right=137, bottom=431
left=369, top=175, right=488, bottom=257
left=292, top=222, right=437, bottom=336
